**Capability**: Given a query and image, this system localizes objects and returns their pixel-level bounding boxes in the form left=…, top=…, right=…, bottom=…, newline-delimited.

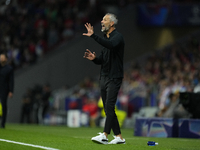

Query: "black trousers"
left=0, top=93, right=8, bottom=127
left=100, top=76, right=122, bottom=135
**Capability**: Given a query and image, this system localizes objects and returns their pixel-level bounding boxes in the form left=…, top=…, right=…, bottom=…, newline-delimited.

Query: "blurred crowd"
left=1, top=0, right=198, bottom=70
left=20, top=83, right=51, bottom=124
left=122, top=35, right=200, bottom=119
left=125, top=34, right=200, bottom=118
left=0, top=0, right=128, bottom=70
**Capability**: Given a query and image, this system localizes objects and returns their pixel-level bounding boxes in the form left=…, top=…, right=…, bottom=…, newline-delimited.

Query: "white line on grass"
left=0, top=138, right=59, bottom=150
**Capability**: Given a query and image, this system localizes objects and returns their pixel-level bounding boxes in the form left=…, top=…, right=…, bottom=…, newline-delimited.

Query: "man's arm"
left=83, top=23, right=122, bottom=49
left=92, top=53, right=103, bottom=65
left=8, top=67, right=14, bottom=98
left=90, top=33, right=122, bottom=49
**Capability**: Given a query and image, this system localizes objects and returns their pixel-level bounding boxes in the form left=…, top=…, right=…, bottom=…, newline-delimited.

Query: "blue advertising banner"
left=137, top=3, right=200, bottom=26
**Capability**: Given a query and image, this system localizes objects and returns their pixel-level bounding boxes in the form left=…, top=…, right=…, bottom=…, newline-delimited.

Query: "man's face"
left=101, top=15, right=113, bottom=33
left=0, top=54, right=7, bottom=64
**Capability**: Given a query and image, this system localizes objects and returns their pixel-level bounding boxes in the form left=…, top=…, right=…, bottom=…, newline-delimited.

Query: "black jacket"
left=0, top=64, right=14, bottom=95
left=91, top=29, right=125, bottom=79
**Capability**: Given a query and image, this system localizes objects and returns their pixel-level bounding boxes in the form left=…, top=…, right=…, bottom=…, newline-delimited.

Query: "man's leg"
left=91, top=77, right=125, bottom=144
left=91, top=76, right=109, bottom=144
left=100, top=76, right=108, bottom=136
left=103, top=78, right=122, bottom=135
left=103, top=78, right=125, bottom=144
left=0, top=94, right=8, bottom=128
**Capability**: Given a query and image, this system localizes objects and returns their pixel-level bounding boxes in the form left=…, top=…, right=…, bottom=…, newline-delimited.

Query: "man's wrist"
left=92, top=57, right=96, bottom=61
left=90, top=33, right=95, bottom=38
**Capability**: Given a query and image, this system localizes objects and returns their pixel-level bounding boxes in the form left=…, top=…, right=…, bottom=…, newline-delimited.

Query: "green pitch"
left=0, top=124, right=199, bottom=150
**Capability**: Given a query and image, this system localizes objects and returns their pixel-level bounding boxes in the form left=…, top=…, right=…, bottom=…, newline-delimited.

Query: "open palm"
left=83, top=23, right=94, bottom=37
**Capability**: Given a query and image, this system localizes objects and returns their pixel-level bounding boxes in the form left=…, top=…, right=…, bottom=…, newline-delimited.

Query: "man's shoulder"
left=112, top=30, right=124, bottom=43
left=111, top=30, right=123, bottom=37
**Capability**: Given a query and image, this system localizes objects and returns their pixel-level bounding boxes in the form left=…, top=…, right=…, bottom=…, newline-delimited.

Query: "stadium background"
left=0, top=0, right=199, bottom=124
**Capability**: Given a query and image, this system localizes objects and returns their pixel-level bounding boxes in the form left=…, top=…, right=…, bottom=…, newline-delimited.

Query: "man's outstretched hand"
left=83, top=23, right=94, bottom=37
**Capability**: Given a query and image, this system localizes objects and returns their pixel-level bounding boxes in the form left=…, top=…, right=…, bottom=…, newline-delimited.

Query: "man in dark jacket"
left=83, top=13, right=125, bottom=144
left=0, top=52, right=14, bottom=128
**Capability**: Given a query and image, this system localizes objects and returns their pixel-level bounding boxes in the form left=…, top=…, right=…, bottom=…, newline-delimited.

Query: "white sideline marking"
left=0, top=138, right=59, bottom=150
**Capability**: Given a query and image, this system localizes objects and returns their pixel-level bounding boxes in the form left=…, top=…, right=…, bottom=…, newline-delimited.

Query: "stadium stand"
left=0, top=0, right=128, bottom=69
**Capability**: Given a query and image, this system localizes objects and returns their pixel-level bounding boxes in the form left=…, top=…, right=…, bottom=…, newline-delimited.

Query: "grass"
left=0, top=124, right=199, bottom=150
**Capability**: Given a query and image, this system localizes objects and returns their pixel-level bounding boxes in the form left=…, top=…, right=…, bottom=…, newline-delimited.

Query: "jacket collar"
left=104, top=29, right=116, bottom=38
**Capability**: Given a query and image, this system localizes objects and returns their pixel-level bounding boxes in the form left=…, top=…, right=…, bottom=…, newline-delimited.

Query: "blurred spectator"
left=39, top=84, right=51, bottom=123
left=35, top=38, right=47, bottom=58
left=157, top=92, right=190, bottom=118
left=32, top=84, right=43, bottom=124
left=82, top=97, right=98, bottom=127
left=21, top=83, right=52, bottom=124
left=47, top=23, right=59, bottom=47
left=20, top=88, right=33, bottom=123
left=193, top=71, right=200, bottom=93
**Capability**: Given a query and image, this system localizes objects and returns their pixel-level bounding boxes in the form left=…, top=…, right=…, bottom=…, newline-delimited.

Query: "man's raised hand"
left=83, top=23, right=94, bottom=37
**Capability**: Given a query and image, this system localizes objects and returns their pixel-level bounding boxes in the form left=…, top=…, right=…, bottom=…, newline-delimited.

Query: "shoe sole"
left=91, top=139, right=108, bottom=145
left=108, top=141, right=126, bottom=144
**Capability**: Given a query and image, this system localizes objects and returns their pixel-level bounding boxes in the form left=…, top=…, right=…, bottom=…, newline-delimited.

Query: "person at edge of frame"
left=0, top=51, right=14, bottom=128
